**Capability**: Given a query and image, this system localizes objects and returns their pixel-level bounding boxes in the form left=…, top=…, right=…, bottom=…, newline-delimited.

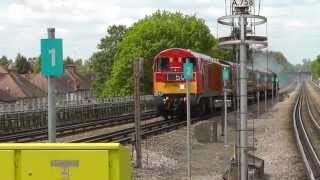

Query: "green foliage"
left=32, top=57, right=41, bottom=73
left=90, top=25, right=127, bottom=95
left=299, top=58, right=311, bottom=72
left=271, top=51, right=295, bottom=72
left=310, top=55, right=320, bottom=79
left=64, top=56, right=74, bottom=65
left=211, top=46, right=233, bottom=60
left=0, top=56, right=11, bottom=65
left=102, top=11, right=216, bottom=96
left=78, top=61, right=92, bottom=76
left=15, top=53, right=32, bottom=74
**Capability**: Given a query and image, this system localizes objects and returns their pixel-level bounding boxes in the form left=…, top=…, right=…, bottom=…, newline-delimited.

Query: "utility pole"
left=134, top=58, right=143, bottom=168
left=218, top=1, right=268, bottom=179
left=239, top=16, right=248, bottom=179
left=47, top=28, right=56, bottom=143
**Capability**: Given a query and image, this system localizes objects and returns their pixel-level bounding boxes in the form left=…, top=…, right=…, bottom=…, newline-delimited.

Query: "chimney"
left=65, top=64, right=76, bottom=74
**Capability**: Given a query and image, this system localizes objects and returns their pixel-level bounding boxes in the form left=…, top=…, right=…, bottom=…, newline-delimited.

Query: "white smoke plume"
left=252, top=51, right=283, bottom=74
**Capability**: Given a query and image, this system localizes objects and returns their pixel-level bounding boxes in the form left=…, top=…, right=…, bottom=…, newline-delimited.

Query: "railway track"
left=73, top=82, right=297, bottom=144
left=293, top=84, right=320, bottom=180
left=0, top=111, right=158, bottom=142
left=71, top=114, right=211, bottom=143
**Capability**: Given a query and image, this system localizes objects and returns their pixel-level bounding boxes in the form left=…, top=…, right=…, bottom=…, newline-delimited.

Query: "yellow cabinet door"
left=0, top=150, right=15, bottom=180
left=19, top=150, right=109, bottom=180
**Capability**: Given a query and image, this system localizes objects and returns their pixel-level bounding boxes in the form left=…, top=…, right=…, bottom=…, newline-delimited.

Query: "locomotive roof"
left=155, top=48, right=277, bottom=74
left=156, top=48, right=219, bottom=63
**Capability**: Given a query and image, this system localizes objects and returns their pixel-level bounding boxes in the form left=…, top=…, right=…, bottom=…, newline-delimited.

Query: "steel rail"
left=0, top=111, right=158, bottom=142
left=72, top=114, right=210, bottom=143
left=293, top=86, right=320, bottom=180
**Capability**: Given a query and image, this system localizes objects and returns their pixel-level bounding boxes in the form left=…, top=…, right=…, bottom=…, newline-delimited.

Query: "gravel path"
left=131, top=85, right=304, bottom=179
left=254, top=88, right=306, bottom=179
left=132, top=101, right=272, bottom=179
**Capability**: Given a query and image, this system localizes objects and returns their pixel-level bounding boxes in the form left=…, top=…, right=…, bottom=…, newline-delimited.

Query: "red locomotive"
left=152, top=48, right=277, bottom=119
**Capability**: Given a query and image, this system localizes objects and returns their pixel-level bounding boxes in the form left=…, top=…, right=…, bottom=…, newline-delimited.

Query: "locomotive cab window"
left=182, top=58, right=197, bottom=71
left=156, top=58, right=170, bottom=71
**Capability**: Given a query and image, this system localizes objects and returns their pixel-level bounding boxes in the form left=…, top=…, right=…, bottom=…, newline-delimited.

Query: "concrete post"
left=239, top=16, right=248, bottom=180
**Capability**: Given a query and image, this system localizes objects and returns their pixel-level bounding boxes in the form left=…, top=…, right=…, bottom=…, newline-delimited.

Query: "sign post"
left=222, top=67, right=229, bottom=170
left=256, top=73, right=260, bottom=116
left=183, top=59, right=193, bottom=179
left=41, top=28, right=63, bottom=142
left=276, top=77, right=279, bottom=102
left=272, top=76, right=275, bottom=105
left=222, top=67, right=229, bottom=145
left=264, top=75, right=268, bottom=112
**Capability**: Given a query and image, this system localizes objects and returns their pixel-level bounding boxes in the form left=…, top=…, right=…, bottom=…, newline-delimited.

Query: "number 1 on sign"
left=49, top=48, right=56, bottom=67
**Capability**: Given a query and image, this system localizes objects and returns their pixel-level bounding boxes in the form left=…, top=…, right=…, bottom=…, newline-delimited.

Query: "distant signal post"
left=41, top=28, right=64, bottom=142
left=222, top=67, right=229, bottom=146
left=257, top=73, right=261, bottom=116
left=183, top=59, right=193, bottom=179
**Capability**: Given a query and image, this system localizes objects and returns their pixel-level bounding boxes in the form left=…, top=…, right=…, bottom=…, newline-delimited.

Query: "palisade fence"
left=0, top=92, right=156, bottom=134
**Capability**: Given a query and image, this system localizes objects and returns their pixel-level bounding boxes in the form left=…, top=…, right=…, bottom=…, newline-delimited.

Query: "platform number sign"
left=183, top=60, right=193, bottom=80
left=41, top=39, right=63, bottom=76
left=223, top=67, right=229, bottom=81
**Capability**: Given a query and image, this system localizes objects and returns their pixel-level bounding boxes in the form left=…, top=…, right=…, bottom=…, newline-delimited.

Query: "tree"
left=32, top=56, right=41, bottom=73
left=64, top=56, right=74, bottom=65
left=16, top=53, right=32, bottom=74
left=102, top=11, right=217, bottom=96
left=74, top=59, right=83, bottom=66
left=0, top=56, right=10, bottom=65
left=78, top=60, right=92, bottom=76
left=310, top=56, right=320, bottom=79
left=90, top=25, right=127, bottom=95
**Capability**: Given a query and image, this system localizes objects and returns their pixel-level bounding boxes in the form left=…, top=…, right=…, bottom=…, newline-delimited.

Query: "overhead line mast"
left=217, top=0, right=268, bottom=179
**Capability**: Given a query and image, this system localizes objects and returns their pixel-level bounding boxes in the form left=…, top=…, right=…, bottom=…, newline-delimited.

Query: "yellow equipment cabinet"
left=0, top=143, right=131, bottom=180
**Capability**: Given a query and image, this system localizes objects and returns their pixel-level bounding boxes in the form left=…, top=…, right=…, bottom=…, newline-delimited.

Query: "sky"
left=0, top=0, right=319, bottom=65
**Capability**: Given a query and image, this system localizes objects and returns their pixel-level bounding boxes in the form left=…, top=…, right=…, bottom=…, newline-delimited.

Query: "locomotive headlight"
left=179, top=84, right=185, bottom=90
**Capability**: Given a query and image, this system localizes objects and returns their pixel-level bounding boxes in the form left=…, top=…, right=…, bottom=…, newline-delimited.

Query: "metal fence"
left=0, top=95, right=155, bottom=134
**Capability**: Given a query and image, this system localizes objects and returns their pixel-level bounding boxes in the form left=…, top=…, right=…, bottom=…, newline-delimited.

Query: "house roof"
left=10, top=73, right=46, bottom=97
left=24, top=65, right=92, bottom=95
left=0, top=90, right=18, bottom=102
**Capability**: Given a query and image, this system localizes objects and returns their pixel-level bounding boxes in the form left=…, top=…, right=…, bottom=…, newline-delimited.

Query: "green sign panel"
left=183, top=61, right=193, bottom=80
left=41, top=39, right=63, bottom=76
left=256, top=73, right=260, bottom=81
left=223, top=67, right=229, bottom=81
